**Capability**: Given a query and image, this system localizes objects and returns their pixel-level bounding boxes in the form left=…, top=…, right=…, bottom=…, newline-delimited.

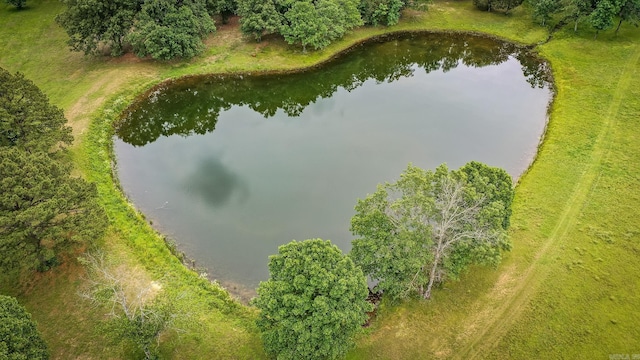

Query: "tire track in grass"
left=454, top=45, right=640, bottom=359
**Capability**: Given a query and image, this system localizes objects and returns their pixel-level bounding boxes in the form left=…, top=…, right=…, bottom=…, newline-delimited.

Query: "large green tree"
left=350, top=162, right=513, bottom=300
left=590, top=0, right=640, bottom=34
left=590, top=0, right=620, bottom=35
left=56, top=0, right=142, bottom=56
left=127, top=0, right=215, bottom=60
left=532, top=0, right=563, bottom=26
left=0, top=295, right=48, bottom=360
left=57, top=0, right=216, bottom=59
left=252, top=239, right=371, bottom=360
left=0, top=70, right=71, bottom=153
left=0, top=149, right=107, bottom=271
left=0, top=68, right=107, bottom=271
left=205, top=0, right=237, bottom=22
left=281, top=1, right=321, bottom=52
left=238, top=0, right=362, bottom=48
left=236, top=0, right=284, bottom=41
left=281, top=0, right=362, bottom=51
left=359, top=0, right=405, bottom=26
left=615, top=0, right=640, bottom=32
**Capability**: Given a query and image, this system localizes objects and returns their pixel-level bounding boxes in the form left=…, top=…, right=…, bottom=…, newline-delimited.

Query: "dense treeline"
left=236, top=0, right=365, bottom=51
left=529, top=0, right=640, bottom=34
left=8, top=0, right=637, bottom=59
left=54, top=0, right=407, bottom=58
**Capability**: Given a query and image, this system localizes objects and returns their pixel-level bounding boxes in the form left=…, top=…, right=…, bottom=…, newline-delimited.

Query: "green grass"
left=1, top=0, right=639, bottom=358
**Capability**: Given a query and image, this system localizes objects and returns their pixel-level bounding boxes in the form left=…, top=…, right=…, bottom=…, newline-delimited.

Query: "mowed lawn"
left=1, top=0, right=639, bottom=359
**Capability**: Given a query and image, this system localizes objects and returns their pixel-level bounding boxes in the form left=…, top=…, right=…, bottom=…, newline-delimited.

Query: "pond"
left=114, top=33, right=552, bottom=297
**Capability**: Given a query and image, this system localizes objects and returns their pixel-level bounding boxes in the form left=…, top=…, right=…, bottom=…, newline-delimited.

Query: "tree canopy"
left=0, top=149, right=107, bottom=271
left=0, top=68, right=107, bottom=272
left=56, top=0, right=216, bottom=59
left=0, top=70, right=71, bottom=153
left=281, top=0, right=362, bottom=51
left=206, top=0, right=237, bottom=22
left=238, top=0, right=364, bottom=49
left=55, top=0, right=142, bottom=56
left=5, top=0, right=27, bottom=9
left=0, top=295, right=49, bottom=360
left=590, top=0, right=640, bottom=34
left=530, top=0, right=640, bottom=33
left=252, top=239, right=371, bottom=360
left=350, top=162, right=514, bottom=300
left=359, top=0, right=405, bottom=26
left=127, top=0, right=215, bottom=60
left=474, top=0, right=524, bottom=13
left=236, top=0, right=283, bottom=41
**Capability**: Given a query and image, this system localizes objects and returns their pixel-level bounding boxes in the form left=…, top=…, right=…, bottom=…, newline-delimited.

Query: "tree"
left=590, top=0, right=621, bottom=37
left=532, top=0, right=563, bottom=25
left=56, top=0, right=142, bottom=56
left=559, top=0, right=595, bottom=31
left=0, top=69, right=72, bottom=154
left=238, top=0, right=361, bottom=48
left=615, top=0, right=640, bottom=32
left=127, top=0, right=216, bottom=60
left=0, top=295, right=49, bottom=360
left=350, top=162, right=513, bottom=300
left=495, top=0, right=525, bottom=13
left=79, top=252, right=176, bottom=360
left=205, top=0, right=237, bottom=23
left=281, top=0, right=362, bottom=51
left=542, top=0, right=639, bottom=35
left=281, top=1, right=322, bottom=52
left=252, top=239, right=371, bottom=360
left=359, top=0, right=405, bottom=26
left=57, top=0, right=215, bottom=59
left=458, top=161, right=514, bottom=230
left=236, top=0, right=283, bottom=41
left=474, top=0, right=523, bottom=12
left=0, top=68, right=107, bottom=272
left=5, top=0, right=27, bottom=9
left=321, top=0, right=363, bottom=41
left=0, top=149, right=107, bottom=271
left=529, top=0, right=594, bottom=30
left=473, top=0, right=496, bottom=11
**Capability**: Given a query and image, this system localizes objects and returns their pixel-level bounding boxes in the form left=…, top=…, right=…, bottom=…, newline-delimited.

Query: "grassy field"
left=1, top=0, right=639, bottom=358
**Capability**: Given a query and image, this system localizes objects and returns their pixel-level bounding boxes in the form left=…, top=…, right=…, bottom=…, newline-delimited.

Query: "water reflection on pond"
left=114, top=33, right=552, bottom=296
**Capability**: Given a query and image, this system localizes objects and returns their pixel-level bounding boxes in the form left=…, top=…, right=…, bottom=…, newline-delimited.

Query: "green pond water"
left=115, top=33, right=551, bottom=295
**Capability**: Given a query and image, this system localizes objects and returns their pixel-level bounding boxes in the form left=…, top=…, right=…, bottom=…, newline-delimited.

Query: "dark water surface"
left=115, top=33, right=552, bottom=294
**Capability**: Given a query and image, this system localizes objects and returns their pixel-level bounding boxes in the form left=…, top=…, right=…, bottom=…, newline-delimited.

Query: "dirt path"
left=454, top=45, right=640, bottom=359
left=65, top=65, right=156, bottom=141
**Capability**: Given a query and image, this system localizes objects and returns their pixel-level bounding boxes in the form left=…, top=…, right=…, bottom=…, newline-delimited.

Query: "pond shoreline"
left=109, top=30, right=554, bottom=302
